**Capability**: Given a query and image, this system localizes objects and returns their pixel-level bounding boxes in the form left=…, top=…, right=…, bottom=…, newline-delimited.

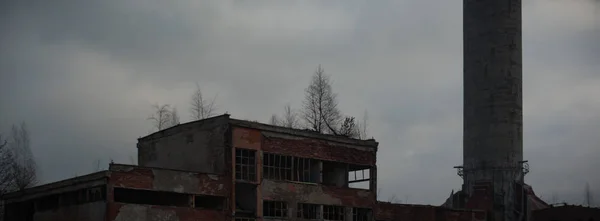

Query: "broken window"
left=194, top=195, right=225, bottom=210
left=263, top=201, right=287, bottom=218
left=236, top=148, right=256, bottom=182
left=322, top=161, right=347, bottom=187
left=263, top=153, right=292, bottom=180
left=348, top=165, right=371, bottom=190
left=263, top=153, right=320, bottom=183
left=297, top=203, right=320, bottom=220
left=114, top=188, right=189, bottom=207
left=352, top=208, right=372, bottom=221
left=60, top=185, right=106, bottom=207
left=293, top=157, right=319, bottom=183
left=323, top=205, right=345, bottom=221
left=235, top=182, right=257, bottom=215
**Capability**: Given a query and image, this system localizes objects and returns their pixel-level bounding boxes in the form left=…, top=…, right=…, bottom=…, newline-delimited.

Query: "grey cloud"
left=1, top=0, right=599, bottom=205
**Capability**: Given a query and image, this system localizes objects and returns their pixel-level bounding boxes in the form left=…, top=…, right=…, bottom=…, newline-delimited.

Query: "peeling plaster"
left=153, top=170, right=199, bottom=193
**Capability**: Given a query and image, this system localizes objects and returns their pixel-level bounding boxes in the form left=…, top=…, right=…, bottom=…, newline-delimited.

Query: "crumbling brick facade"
left=2, top=114, right=489, bottom=221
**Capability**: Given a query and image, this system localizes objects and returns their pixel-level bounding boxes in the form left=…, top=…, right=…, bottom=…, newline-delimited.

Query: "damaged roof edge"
left=137, top=114, right=231, bottom=142
left=1, top=170, right=109, bottom=200
left=137, top=113, right=378, bottom=148
left=229, top=119, right=378, bottom=148
left=108, top=163, right=223, bottom=176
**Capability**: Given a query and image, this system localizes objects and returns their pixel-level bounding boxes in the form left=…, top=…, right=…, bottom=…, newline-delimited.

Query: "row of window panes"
left=263, top=201, right=371, bottom=221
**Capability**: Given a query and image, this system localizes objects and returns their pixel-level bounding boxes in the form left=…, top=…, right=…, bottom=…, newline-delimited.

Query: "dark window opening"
left=235, top=218, right=256, bottom=221
left=322, top=161, right=347, bottom=187
left=236, top=148, right=256, bottom=182
left=235, top=182, right=257, bottom=214
left=263, top=153, right=292, bottom=180
left=293, top=157, right=319, bottom=183
left=352, top=208, right=372, bottom=221
left=323, top=205, right=345, bottom=221
left=263, top=201, right=287, bottom=218
left=114, top=188, right=189, bottom=207
left=263, top=153, right=320, bottom=183
left=4, top=201, right=34, bottom=221
left=60, top=185, right=106, bottom=207
left=297, top=203, right=320, bottom=220
left=194, top=195, right=225, bottom=210
left=348, top=165, right=371, bottom=190
left=36, top=194, right=59, bottom=212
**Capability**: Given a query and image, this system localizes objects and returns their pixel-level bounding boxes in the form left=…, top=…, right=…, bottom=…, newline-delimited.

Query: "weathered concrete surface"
left=108, top=203, right=226, bottom=221
left=138, top=115, right=229, bottom=174
left=32, top=202, right=106, bottom=221
left=463, top=0, right=523, bottom=178
left=109, top=164, right=229, bottom=197
left=262, top=132, right=376, bottom=166
left=261, top=179, right=375, bottom=208
left=462, top=0, right=524, bottom=220
left=376, top=202, right=487, bottom=221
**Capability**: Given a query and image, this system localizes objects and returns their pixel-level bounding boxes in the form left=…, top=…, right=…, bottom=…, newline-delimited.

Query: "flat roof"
left=2, top=171, right=109, bottom=202
left=138, top=114, right=378, bottom=148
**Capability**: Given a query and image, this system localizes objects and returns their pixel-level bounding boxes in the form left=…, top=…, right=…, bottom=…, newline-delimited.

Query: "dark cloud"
left=1, top=0, right=599, bottom=205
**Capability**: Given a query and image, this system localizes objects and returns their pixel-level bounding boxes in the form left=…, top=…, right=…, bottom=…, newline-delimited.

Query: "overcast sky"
left=1, top=0, right=599, bottom=205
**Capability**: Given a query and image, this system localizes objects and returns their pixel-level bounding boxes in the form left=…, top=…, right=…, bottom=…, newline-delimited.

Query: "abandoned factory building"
left=3, top=114, right=486, bottom=221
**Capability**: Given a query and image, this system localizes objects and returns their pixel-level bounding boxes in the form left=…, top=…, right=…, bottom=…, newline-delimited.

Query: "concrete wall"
left=109, top=164, right=230, bottom=197
left=108, top=203, right=227, bottom=221
left=462, top=1, right=524, bottom=220
left=33, top=202, right=106, bottom=221
left=138, top=116, right=229, bottom=174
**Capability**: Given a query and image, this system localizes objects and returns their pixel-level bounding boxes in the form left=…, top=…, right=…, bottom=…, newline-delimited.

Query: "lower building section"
left=376, top=202, right=487, bottom=221
left=108, top=203, right=227, bottom=221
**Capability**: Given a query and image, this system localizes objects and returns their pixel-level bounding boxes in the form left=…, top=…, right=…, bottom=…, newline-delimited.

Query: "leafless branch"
left=356, top=110, right=369, bottom=139
left=302, top=65, right=342, bottom=134
left=8, top=122, right=38, bottom=191
left=148, top=104, right=173, bottom=131
left=190, top=82, right=217, bottom=120
left=585, top=182, right=594, bottom=206
left=0, top=134, right=15, bottom=194
left=169, top=107, right=180, bottom=128
left=270, top=114, right=280, bottom=126
left=339, top=117, right=358, bottom=138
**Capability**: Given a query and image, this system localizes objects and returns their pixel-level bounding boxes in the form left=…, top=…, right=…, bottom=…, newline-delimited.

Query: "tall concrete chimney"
left=461, top=0, right=525, bottom=220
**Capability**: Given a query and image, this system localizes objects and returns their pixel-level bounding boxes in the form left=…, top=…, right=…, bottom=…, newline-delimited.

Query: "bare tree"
left=9, top=122, right=37, bottom=191
left=585, top=182, right=594, bottom=206
left=0, top=134, right=14, bottom=194
left=339, top=117, right=358, bottom=138
left=302, top=65, right=342, bottom=134
left=190, top=82, right=217, bottom=120
left=169, top=107, right=180, bottom=128
left=281, top=104, right=299, bottom=128
left=269, top=114, right=280, bottom=126
left=271, top=104, right=299, bottom=128
left=356, top=110, right=369, bottom=139
left=148, top=104, right=173, bottom=131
